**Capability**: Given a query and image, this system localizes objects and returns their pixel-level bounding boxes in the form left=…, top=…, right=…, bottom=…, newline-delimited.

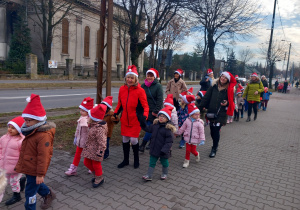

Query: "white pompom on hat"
left=22, top=94, right=47, bottom=121
left=126, top=65, right=139, bottom=78
left=79, top=97, right=94, bottom=112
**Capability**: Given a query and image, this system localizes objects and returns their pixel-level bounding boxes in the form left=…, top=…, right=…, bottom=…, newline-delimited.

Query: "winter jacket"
left=82, top=121, right=107, bottom=162
left=200, top=75, right=211, bottom=91
left=140, top=119, right=175, bottom=159
left=176, top=118, right=205, bottom=144
left=141, top=79, right=164, bottom=122
left=103, top=109, right=117, bottom=138
left=171, top=107, right=179, bottom=131
left=236, top=96, right=244, bottom=110
left=199, top=79, right=229, bottom=125
left=0, top=133, right=24, bottom=174
left=242, top=79, right=264, bottom=102
left=15, top=122, right=56, bottom=177
left=284, top=81, right=288, bottom=88
left=262, top=79, right=268, bottom=88
left=177, top=104, right=189, bottom=128
left=262, top=91, right=272, bottom=101
left=166, top=78, right=187, bottom=100
left=114, top=84, right=149, bottom=138
left=75, top=116, right=89, bottom=148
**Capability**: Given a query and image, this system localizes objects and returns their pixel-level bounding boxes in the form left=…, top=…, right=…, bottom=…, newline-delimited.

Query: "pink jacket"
left=0, top=133, right=24, bottom=173
left=75, top=116, right=89, bottom=148
left=176, top=118, right=205, bottom=144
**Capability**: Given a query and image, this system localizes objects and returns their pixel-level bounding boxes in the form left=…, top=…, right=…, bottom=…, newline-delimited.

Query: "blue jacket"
left=262, top=91, right=272, bottom=100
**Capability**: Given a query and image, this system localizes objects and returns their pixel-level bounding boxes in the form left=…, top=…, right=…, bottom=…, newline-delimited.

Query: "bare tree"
left=28, top=0, right=74, bottom=74
left=116, top=0, right=181, bottom=66
left=238, top=48, right=254, bottom=76
left=187, top=0, right=262, bottom=74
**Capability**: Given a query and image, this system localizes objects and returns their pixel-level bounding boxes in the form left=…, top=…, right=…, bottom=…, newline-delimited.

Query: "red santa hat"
left=8, top=116, right=25, bottom=134
left=101, top=96, right=113, bottom=109
left=22, top=94, right=47, bottom=121
left=198, top=91, right=206, bottom=98
left=251, top=72, right=258, bottom=78
left=126, top=65, right=138, bottom=78
left=188, top=103, right=200, bottom=116
left=236, top=88, right=242, bottom=95
left=220, top=72, right=237, bottom=116
left=163, top=94, right=174, bottom=108
left=180, top=87, right=194, bottom=98
left=187, top=87, right=193, bottom=95
left=79, top=97, right=94, bottom=112
left=264, top=87, right=268, bottom=92
left=146, top=68, right=159, bottom=79
left=207, top=69, right=213, bottom=75
left=235, top=75, right=239, bottom=79
left=182, top=94, right=195, bottom=104
left=158, top=106, right=173, bottom=120
left=238, top=83, right=244, bottom=91
left=88, top=104, right=106, bottom=122
left=174, top=69, right=183, bottom=76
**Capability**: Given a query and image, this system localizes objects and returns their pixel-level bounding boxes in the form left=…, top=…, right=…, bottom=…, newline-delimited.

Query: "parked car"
left=238, top=78, right=247, bottom=86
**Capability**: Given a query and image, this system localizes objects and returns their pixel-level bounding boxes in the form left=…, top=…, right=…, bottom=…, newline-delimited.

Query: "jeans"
left=247, top=102, right=258, bottom=117
left=104, top=137, right=110, bottom=158
left=143, top=121, right=153, bottom=142
left=25, top=175, right=50, bottom=210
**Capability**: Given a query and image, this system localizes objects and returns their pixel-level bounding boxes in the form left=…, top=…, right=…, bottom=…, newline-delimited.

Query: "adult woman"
left=139, top=68, right=164, bottom=152
left=114, top=65, right=149, bottom=169
left=165, top=69, right=187, bottom=110
left=200, top=72, right=236, bottom=158
left=242, top=72, right=264, bottom=122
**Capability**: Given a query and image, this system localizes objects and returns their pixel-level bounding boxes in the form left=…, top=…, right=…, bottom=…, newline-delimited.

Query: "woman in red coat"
left=114, top=65, right=149, bottom=169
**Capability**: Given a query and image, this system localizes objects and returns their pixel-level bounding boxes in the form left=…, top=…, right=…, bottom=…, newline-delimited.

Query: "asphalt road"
left=0, top=85, right=200, bottom=113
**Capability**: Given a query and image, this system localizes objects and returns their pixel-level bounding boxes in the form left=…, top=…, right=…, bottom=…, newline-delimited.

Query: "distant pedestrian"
left=261, top=75, right=268, bottom=88
left=0, top=116, right=25, bottom=206
left=166, top=69, right=187, bottom=111
left=65, top=97, right=94, bottom=176
left=292, top=80, right=294, bottom=87
left=113, top=65, right=149, bottom=169
left=176, top=103, right=205, bottom=168
left=296, top=81, right=299, bottom=88
left=234, top=89, right=244, bottom=121
left=82, top=104, right=107, bottom=188
left=242, top=73, right=264, bottom=122
left=275, top=80, right=279, bottom=91
left=283, top=80, right=288, bottom=93
left=200, top=69, right=214, bottom=91
left=138, top=106, right=175, bottom=181
left=261, top=87, right=272, bottom=111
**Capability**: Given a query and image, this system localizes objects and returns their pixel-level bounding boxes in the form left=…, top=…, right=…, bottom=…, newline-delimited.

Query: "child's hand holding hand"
left=199, top=140, right=205, bottom=146
left=36, top=176, right=44, bottom=184
left=73, top=137, right=77, bottom=145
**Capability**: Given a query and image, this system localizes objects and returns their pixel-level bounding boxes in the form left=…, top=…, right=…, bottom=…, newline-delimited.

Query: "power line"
left=276, top=0, right=287, bottom=41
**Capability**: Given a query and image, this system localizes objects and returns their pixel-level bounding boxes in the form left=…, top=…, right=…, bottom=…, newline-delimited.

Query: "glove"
left=137, top=115, right=147, bottom=127
left=113, top=113, right=118, bottom=119
left=199, top=140, right=205, bottom=146
left=160, top=151, right=166, bottom=156
left=73, top=137, right=77, bottom=145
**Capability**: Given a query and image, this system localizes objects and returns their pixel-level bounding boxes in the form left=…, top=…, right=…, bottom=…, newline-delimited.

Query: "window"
left=116, top=36, right=120, bottom=62
left=62, top=19, right=69, bottom=54
left=84, top=26, right=90, bottom=57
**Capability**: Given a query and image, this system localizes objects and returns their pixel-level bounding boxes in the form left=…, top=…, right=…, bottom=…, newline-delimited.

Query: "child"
left=177, top=94, right=195, bottom=148
left=262, top=87, right=272, bottom=111
left=176, top=103, right=205, bottom=168
left=0, top=116, right=25, bottom=206
left=15, top=94, right=56, bottom=209
left=196, top=90, right=207, bottom=121
left=82, top=104, right=108, bottom=188
left=138, top=106, right=176, bottom=181
left=234, top=89, right=244, bottom=121
left=163, top=94, right=178, bottom=131
left=101, top=96, right=118, bottom=159
left=65, top=97, right=94, bottom=176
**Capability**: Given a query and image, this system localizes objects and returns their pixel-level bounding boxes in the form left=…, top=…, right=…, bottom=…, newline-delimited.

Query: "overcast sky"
left=176, top=0, right=300, bottom=71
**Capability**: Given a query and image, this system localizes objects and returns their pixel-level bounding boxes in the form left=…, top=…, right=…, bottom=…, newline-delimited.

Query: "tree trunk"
left=207, top=32, right=215, bottom=70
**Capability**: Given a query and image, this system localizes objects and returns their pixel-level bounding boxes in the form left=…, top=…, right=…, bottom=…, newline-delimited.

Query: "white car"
left=238, top=78, right=247, bottom=85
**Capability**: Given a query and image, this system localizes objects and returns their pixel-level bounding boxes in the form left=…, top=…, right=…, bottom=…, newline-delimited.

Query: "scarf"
left=174, top=78, right=179, bottom=83
left=21, top=121, right=46, bottom=136
left=144, top=79, right=154, bottom=87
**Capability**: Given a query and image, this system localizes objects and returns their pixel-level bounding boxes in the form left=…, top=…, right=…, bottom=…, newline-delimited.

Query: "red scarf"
left=226, top=73, right=237, bottom=116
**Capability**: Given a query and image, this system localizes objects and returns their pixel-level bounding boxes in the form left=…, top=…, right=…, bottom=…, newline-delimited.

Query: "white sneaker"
left=183, top=159, right=189, bottom=168
left=195, top=152, right=200, bottom=162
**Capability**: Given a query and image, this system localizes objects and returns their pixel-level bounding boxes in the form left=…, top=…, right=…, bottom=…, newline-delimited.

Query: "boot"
left=142, top=167, right=155, bottom=181
left=5, top=192, right=21, bottom=206
left=40, top=189, right=56, bottom=209
left=209, top=147, right=217, bottom=158
left=236, top=116, right=239, bottom=122
left=161, top=167, right=168, bottom=180
left=118, top=142, right=130, bottom=168
left=132, top=144, right=140, bottom=169
left=195, top=152, right=200, bottom=162
left=65, top=164, right=77, bottom=176
left=139, top=140, right=147, bottom=152
left=93, top=175, right=104, bottom=188
left=183, top=159, right=189, bottom=168
left=20, top=176, right=26, bottom=192
left=254, top=113, right=257, bottom=121
left=246, top=116, right=251, bottom=122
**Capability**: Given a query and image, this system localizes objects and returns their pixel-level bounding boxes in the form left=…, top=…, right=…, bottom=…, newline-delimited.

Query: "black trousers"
left=247, top=102, right=258, bottom=117
left=210, top=123, right=222, bottom=149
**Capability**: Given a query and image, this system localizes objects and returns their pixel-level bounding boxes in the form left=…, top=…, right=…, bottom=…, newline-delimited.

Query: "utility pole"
left=291, top=62, right=294, bottom=82
left=281, top=52, right=286, bottom=81
left=267, top=0, right=277, bottom=88
left=285, top=43, right=291, bottom=80
left=106, top=0, right=113, bottom=97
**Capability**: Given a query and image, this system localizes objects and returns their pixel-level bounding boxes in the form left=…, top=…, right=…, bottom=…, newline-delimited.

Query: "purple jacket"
left=176, top=118, right=205, bottom=144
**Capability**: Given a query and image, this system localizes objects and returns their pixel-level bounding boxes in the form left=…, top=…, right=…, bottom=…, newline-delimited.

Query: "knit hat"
left=79, top=97, right=94, bottom=112
left=236, top=88, right=242, bottom=95
left=22, top=94, right=47, bottom=121
left=158, top=106, right=173, bottom=120
left=235, top=75, right=239, bottom=79
left=163, top=94, right=174, bottom=108
left=146, top=68, right=159, bottom=79
left=198, top=91, right=206, bottom=98
left=251, top=72, right=258, bottom=78
left=188, top=103, right=200, bottom=116
left=126, top=65, right=138, bottom=78
left=8, top=116, right=24, bottom=134
left=207, top=69, right=213, bottom=75
left=88, top=104, right=106, bottom=122
left=220, top=72, right=237, bottom=116
left=174, top=69, right=183, bottom=76
left=101, top=96, right=113, bottom=109
left=182, top=94, right=195, bottom=104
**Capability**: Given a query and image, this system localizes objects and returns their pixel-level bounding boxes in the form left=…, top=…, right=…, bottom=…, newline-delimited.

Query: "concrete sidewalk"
left=1, top=91, right=300, bottom=210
